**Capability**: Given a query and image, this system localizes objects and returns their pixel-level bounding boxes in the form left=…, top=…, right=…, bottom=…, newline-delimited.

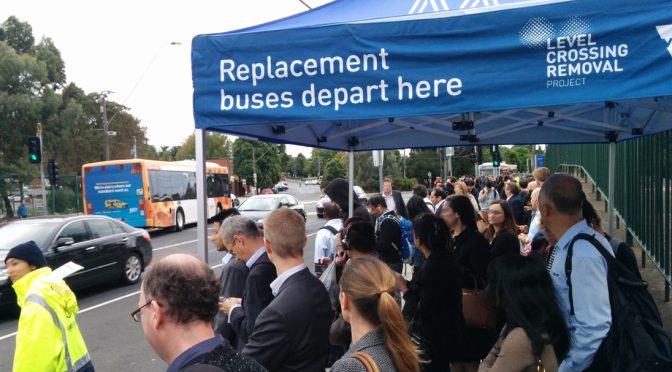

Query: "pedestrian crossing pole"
left=37, top=123, right=47, bottom=215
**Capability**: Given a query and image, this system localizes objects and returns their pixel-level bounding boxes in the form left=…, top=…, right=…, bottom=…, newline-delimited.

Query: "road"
left=0, top=181, right=325, bottom=371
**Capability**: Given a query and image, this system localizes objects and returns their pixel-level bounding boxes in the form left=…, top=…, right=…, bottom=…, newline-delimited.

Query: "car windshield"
left=239, top=197, right=277, bottom=211
left=0, top=220, right=61, bottom=252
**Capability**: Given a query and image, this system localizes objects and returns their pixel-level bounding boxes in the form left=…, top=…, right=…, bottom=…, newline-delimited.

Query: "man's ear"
left=151, top=301, right=164, bottom=329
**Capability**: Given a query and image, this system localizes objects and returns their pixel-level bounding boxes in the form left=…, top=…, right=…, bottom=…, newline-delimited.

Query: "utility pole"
left=101, top=92, right=110, bottom=161
left=317, top=155, right=321, bottom=179
left=37, top=123, right=47, bottom=215
left=132, top=136, right=137, bottom=159
left=252, top=146, right=257, bottom=195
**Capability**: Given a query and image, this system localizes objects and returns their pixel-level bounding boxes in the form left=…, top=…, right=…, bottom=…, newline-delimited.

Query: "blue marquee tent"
left=189, top=0, right=672, bottom=259
left=192, top=0, right=672, bottom=150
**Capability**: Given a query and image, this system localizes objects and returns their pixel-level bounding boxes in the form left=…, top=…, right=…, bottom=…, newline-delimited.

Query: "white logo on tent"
left=519, top=16, right=591, bottom=49
left=459, top=0, right=501, bottom=10
left=408, top=0, right=450, bottom=14
left=657, top=25, right=672, bottom=58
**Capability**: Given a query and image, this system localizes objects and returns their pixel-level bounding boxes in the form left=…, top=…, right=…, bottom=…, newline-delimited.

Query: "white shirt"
left=221, top=252, right=234, bottom=266
left=314, top=219, right=342, bottom=263
left=270, top=263, right=307, bottom=297
left=246, top=246, right=266, bottom=269
left=383, top=192, right=396, bottom=214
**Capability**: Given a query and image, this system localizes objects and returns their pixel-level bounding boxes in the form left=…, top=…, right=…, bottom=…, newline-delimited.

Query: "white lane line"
left=0, top=233, right=319, bottom=342
left=153, top=239, right=197, bottom=251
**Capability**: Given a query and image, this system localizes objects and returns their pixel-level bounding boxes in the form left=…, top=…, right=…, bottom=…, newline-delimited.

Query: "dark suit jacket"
left=374, top=211, right=402, bottom=265
left=507, top=195, right=527, bottom=225
left=403, top=249, right=464, bottom=370
left=230, top=252, right=277, bottom=350
left=243, top=267, right=332, bottom=372
left=391, top=190, right=408, bottom=219
left=213, top=257, right=249, bottom=348
left=490, top=231, right=521, bottom=260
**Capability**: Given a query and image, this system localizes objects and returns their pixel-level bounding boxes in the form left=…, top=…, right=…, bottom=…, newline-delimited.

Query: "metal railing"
left=545, top=131, right=672, bottom=301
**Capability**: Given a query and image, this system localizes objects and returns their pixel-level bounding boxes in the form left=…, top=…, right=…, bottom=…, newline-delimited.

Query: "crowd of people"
left=4, top=168, right=651, bottom=371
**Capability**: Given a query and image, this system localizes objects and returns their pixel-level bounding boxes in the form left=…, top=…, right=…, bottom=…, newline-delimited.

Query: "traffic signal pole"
left=37, top=124, right=47, bottom=215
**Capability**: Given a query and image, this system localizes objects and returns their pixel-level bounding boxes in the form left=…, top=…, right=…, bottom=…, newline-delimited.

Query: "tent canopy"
left=191, top=0, right=672, bottom=150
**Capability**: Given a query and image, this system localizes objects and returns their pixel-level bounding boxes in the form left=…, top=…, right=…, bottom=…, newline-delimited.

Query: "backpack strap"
left=565, top=233, right=613, bottom=315
left=320, top=225, right=339, bottom=235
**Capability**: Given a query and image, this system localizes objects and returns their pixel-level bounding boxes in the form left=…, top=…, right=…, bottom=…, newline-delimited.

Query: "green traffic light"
left=30, top=154, right=37, bottom=161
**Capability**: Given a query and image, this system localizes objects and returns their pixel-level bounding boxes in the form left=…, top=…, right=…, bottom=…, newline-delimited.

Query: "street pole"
left=101, top=93, right=110, bottom=161
left=317, top=155, right=321, bottom=179
left=37, top=123, right=47, bottom=215
left=252, top=146, right=257, bottom=195
left=132, top=136, right=137, bottom=159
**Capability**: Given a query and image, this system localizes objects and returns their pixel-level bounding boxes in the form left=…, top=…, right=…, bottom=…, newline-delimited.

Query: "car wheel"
left=175, top=209, right=185, bottom=232
left=121, top=252, right=143, bottom=285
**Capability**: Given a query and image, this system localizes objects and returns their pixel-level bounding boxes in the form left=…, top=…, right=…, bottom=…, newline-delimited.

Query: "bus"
left=82, top=159, right=232, bottom=230
left=478, top=162, right=518, bottom=177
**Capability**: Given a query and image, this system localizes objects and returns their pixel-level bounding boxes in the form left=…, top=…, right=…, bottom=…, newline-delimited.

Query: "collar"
left=326, top=219, right=342, bottom=228
left=246, top=247, right=266, bottom=268
left=167, top=335, right=223, bottom=372
left=555, top=219, right=590, bottom=250
left=270, top=263, right=306, bottom=297
left=12, top=267, right=52, bottom=303
left=221, top=252, right=234, bottom=266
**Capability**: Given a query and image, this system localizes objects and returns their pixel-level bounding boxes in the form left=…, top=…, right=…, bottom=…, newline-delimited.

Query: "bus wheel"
left=175, top=209, right=185, bottom=232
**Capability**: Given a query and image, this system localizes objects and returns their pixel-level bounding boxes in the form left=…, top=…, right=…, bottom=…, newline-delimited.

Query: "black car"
left=0, top=215, right=153, bottom=312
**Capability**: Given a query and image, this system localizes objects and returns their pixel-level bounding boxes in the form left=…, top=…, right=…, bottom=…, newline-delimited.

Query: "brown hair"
left=383, top=177, right=393, bottom=184
left=143, top=254, right=220, bottom=324
left=340, top=257, right=420, bottom=372
left=263, top=208, right=306, bottom=258
left=484, top=200, right=519, bottom=242
left=533, top=167, right=551, bottom=183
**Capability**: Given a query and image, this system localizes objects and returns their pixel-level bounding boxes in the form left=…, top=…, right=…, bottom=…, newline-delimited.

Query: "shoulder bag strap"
left=565, top=233, right=610, bottom=315
left=351, top=351, right=381, bottom=372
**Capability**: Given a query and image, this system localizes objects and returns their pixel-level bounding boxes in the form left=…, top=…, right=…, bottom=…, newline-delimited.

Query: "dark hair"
left=445, top=195, right=478, bottom=230
left=505, top=181, right=520, bottom=195
left=209, top=208, right=240, bottom=224
left=367, top=194, right=387, bottom=208
left=143, top=255, right=220, bottom=324
left=412, top=184, right=428, bottom=198
left=342, top=217, right=375, bottom=254
left=406, top=196, right=432, bottom=221
left=464, top=178, right=474, bottom=186
left=431, top=187, right=447, bottom=199
left=485, top=180, right=494, bottom=188
left=484, top=200, right=518, bottom=241
left=519, top=178, right=529, bottom=189
left=540, top=174, right=584, bottom=215
left=486, top=255, right=570, bottom=361
left=413, top=214, right=452, bottom=253
left=581, top=198, right=601, bottom=226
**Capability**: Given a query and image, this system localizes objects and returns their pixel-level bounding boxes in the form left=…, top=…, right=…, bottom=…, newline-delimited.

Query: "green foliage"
left=322, top=157, right=346, bottom=186
left=1, top=16, right=34, bottom=54
left=232, top=139, right=282, bottom=190
left=406, top=149, right=442, bottom=185
left=174, top=133, right=231, bottom=160
left=47, top=187, right=77, bottom=214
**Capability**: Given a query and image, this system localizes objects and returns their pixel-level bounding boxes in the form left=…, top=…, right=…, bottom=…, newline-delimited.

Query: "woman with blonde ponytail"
left=331, top=256, right=420, bottom=372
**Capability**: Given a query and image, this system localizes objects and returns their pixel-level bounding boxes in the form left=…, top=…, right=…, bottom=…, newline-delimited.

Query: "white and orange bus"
left=82, top=159, right=232, bottom=230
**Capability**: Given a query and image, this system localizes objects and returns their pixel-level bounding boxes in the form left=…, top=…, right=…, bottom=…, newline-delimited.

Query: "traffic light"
left=476, top=146, right=483, bottom=164
left=491, top=145, right=501, bottom=167
left=48, top=159, right=59, bottom=186
left=28, top=137, right=41, bottom=163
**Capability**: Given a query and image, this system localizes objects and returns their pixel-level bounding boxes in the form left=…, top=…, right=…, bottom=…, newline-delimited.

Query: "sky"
left=4, top=0, right=332, bottom=157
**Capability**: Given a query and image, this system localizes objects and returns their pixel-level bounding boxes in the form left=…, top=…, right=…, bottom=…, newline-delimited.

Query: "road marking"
left=1, top=233, right=318, bottom=342
left=153, top=239, right=197, bottom=251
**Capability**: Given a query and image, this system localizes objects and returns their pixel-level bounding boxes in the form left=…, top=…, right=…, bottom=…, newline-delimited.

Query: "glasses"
left=131, top=300, right=153, bottom=322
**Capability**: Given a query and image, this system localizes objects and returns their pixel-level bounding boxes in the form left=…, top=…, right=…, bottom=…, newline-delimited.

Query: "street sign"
left=536, top=154, right=544, bottom=168
left=372, top=150, right=384, bottom=167
left=445, top=147, right=454, bottom=157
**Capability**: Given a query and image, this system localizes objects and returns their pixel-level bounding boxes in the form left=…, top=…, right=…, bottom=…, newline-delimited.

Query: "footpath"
left=581, top=180, right=672, bottom=334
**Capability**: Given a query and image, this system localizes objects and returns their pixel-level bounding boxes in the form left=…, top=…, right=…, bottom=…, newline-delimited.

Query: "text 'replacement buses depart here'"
left=82, top=160, right=232, bottom=229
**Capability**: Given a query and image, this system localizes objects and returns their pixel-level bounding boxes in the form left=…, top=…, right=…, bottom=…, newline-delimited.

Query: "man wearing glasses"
left=133, top=254, right=265, bottom=372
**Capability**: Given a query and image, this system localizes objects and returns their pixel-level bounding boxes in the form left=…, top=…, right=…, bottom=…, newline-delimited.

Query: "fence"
left=545, top=130, right=672, bottom=300
left=2, top=175, right=84, bottom=218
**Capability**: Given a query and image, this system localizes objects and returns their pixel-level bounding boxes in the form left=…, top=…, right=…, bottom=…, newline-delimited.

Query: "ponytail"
left=341, top=257, right=420, bottom=372
left=378, top=291, right=420, bottom=372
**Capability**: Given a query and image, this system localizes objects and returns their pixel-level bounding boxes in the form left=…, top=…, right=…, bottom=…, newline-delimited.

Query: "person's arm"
left=478, top=328, right=538, bottom=372
left=230, top=265, right=275, bottom=345
left=314, top=229, right=329, bottom=263
left=559, top=253, right=611, bottom=372
left=242, top=307, right=291, bottom=371
left=14, top=302, right=61, bottom=371
left=395, top=191, right=409, bottom=219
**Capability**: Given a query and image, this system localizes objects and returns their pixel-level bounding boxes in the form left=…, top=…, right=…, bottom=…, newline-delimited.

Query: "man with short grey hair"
left=218, top=215, right=276, bottom=350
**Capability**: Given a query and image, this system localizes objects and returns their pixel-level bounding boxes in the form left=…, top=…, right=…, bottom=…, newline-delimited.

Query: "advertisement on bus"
left=83, top=163, right=145, bottom=227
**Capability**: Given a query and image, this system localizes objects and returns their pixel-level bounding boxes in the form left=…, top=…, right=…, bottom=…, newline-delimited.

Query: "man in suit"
left=210, top=208, right=248, bottom=349
left=243, top=209, right=332, bottom=372
left=382, top=177, right=408, bottom=219
left=505, top=181, right=528, bottom=226
left=219, top=215, right=277, bottom=350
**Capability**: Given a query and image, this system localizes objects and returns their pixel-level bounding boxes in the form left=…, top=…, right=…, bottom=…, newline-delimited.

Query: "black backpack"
left=565, top=233, right=672, bottom=372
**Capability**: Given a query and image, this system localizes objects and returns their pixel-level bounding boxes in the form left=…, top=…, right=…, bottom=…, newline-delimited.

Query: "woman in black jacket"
left=397, top=214, right=463, bottom=371
left=483, top=200, right=521, bottom=259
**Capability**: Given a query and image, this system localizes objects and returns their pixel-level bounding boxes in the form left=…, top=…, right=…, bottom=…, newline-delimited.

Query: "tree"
left=1, top=16, right=35, bottom=54
left=323, top=157, right=346, bottom=185
left=406, top=149, right=441, bottom=187
left=295, top=153, right=306, bottom=178
left=174, top=133, right=231, bottom=160
left=232, top=139, right=282, bottom=191
left=32, top=37, right=66, bottom=89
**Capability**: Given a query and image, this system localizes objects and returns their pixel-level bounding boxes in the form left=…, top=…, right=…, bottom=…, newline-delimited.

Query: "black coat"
left=243, top=268, right=332, bottom=372
left=181, top=342, right=266, bottom=372
left=403, top=249, right=464, bottom=371
left=374, top=211, right=402, bottom=265
left=490, top=231, right=520, bottom=260
left=507, top=195, right=528, bottom=226
left=391, top=190, right=409, bottom=219
left=214, top=258, right=249, bottom=348
left=230, top=252, right=277, bottom=350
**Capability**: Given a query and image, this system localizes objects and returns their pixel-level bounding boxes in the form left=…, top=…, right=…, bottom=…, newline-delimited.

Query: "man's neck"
left=549, top=216, right=583, bottom=242
left=163, top=323, right=216, bottom=365
left=383, top=190, right=392, bottom=197
left=273, top=257, right=305, bottom=277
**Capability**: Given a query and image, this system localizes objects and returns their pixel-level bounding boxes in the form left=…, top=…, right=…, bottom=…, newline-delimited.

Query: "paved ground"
left=581, top=180, right=672, bottom=334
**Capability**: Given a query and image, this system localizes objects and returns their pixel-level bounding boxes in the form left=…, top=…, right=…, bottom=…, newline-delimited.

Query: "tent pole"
left=607, top=141, right=616, bottom=236
left=195, top=129, right=209, bottom=263
left=349, top=151, right=354, bottom=218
